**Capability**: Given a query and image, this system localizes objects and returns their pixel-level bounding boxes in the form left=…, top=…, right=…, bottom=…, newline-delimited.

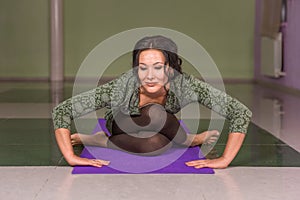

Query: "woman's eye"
left=139, top=66, right=147, bottom=71
left=154, top=65, right=163, bottom=70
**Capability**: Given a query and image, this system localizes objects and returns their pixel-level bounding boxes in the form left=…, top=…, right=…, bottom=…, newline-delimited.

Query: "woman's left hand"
left=185, top=157, right=229, bottom=169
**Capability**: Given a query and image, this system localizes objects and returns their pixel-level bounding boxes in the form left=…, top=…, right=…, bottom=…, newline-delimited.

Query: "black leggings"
left=107, top=103, right=187, bottom=156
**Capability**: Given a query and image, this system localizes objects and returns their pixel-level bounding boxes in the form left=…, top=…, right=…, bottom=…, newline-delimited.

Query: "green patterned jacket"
left=52, top=70, right=252, bottom=134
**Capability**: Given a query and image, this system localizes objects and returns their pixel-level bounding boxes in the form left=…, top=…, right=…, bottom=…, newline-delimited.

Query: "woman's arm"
left=186, top=132, right=245, bottom=169
left=181, top=74, right=252, bottom=168
left=52, top=80, right=115, bottom=131
left=52, top=81, right=115, bottom=167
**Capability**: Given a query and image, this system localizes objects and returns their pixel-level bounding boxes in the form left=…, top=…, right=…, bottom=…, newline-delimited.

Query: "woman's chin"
left=142, top=86, right=163, bottom=94
left=144, top=88, right=160, bottom=94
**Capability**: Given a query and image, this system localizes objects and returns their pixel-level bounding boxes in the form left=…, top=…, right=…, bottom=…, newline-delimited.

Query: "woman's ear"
left=168, top=67, right=174, bottom=79
left=133, top=66, right=140, bottom=80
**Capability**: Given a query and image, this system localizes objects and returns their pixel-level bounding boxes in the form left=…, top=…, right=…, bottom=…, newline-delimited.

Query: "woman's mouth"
left=145, top=82, right=157, bottom=87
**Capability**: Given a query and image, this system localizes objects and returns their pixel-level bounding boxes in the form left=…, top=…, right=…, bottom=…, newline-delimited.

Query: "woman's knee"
left=138, top=134, right=172, bottom=155
left=108, top=133, right=172, bottom=155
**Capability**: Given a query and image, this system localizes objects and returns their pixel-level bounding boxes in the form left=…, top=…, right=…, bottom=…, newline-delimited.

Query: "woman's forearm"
left=221, top=132, right=246, bottom=165
left=55, top=128, right=76, bottom=165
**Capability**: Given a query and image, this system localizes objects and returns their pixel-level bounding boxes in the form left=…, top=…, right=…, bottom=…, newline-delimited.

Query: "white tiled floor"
left=1, top=167, right=300, bottom=200
left=0, top=82, right=300, bottom=200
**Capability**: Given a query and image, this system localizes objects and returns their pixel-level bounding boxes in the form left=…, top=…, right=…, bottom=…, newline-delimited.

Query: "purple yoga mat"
left=72, top=119, right=214, bottom=174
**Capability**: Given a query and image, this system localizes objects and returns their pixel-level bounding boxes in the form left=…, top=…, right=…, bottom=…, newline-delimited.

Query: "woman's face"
left=138, top=49, right=169, bottom=94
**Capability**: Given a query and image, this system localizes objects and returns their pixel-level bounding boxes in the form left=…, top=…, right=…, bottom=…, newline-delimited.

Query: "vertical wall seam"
left=50, top=0, right=64, bottom=81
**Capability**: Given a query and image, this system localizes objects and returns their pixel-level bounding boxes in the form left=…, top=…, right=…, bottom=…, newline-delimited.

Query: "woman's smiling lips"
left=144, top=82, right=158, bottom=87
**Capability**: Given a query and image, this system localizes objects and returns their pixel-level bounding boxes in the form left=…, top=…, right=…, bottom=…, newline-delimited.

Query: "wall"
left=0, top=0, right=255, bottom=81
left=64, top=0, right=255, bottom=80
left=254, top=0, right=300, bottom=91
left=0, top=0, right=49, bottom=79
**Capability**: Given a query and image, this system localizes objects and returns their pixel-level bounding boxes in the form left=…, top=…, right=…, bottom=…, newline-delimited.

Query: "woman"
left=52, top=35, right=252, bottom=169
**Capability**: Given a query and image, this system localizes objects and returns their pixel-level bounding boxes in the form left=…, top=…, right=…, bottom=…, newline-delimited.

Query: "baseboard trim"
left=0, top=76, right=255, bottom=84
left=255, top=79, right=300, bottom=96
left=0, top=77, right=49, bottom=82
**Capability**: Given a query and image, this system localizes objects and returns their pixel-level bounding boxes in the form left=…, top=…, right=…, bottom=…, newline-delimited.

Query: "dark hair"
left=132, top=35, right=183, bottom=80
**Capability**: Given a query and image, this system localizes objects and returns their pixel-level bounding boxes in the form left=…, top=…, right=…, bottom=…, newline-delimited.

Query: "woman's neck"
left=139, top=86, right=168, bottom=107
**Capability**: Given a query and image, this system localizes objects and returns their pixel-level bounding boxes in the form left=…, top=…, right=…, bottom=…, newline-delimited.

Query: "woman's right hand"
left=54, top=128, right=110, bottom=168
left=67, top=154, right=110, bottom=168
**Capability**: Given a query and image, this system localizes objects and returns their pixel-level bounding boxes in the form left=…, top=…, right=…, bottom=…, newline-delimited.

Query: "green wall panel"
left=0, top=0, right=49, bottom=78
left=0, top=0, right=254, bottom=80
left=64, top=0, right=254, bottom=79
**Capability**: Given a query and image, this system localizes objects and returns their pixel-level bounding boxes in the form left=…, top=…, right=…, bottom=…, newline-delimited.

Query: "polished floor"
left=0, top=81, right=300, bottom=199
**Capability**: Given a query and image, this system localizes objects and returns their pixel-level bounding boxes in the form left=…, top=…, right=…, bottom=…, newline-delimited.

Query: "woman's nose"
left=146, top=68, right=154, bottom=80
